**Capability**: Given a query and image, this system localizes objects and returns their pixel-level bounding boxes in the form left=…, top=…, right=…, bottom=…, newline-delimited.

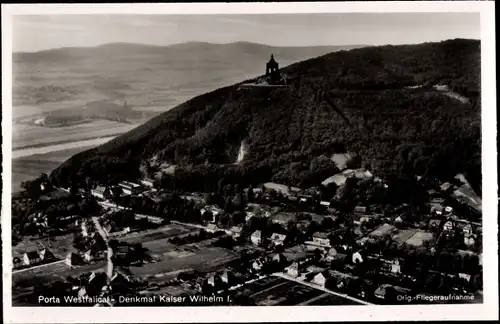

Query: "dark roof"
left=267, top=54, right=278, bottom=66
left=25, top=251, right=40, bottom=259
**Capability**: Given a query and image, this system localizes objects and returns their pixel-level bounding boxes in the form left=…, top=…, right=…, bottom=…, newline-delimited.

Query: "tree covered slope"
left=51, top=39, right=481, bottom=194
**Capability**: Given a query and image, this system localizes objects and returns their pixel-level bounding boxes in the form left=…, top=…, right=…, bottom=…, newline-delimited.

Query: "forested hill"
left=51, top=39, right=481, bottom=195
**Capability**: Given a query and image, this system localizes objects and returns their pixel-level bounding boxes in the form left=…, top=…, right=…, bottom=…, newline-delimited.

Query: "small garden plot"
left=120, top=223, right=191, bottom=245
left=130, top=247, right=239, bottom=278
left=405, top=231, right=434, bottom=247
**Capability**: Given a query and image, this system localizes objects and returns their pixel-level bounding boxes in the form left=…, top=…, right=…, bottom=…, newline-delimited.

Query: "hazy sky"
left=13, top=13, right=480, bottom=52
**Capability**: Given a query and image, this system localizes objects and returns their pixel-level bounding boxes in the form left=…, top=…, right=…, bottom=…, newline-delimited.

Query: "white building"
left=91, top=186, right=107, bottom=199
left=251, top=230, right=262, bottom=245
left=312, top=232, right=331, bottom=247
left=391, top=259, right=401, bottom=274
left=352, top=251, right=364, bottom=264
left=206, top=224, right=219, bottom=233
left=83, top=250, right=93, bottom=262
left=464, top=233, right=476, bottom=246
left=285, top=262, right=300, bottom=278
left=320, top=201, right=331, bottom=207
left=312, top=272, right=328, bottom=287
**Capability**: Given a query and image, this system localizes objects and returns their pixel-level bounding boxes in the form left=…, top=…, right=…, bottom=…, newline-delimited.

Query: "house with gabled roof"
left=83, top=249, right=93, bottom=262
left=91, top=185, right=107, bottom=200
left=464, top=232, right=476, bottom=246
left=271, top=253, right=287, bottom=264
left=285, top=262, right=301, bottom=278
left=38, top=248, right=53, bottom=261
left=374, top=284, right=388, bottom=300
left=312, top=271, right=331, bottom=287
left=23, top=251, right=41, bottom=266
left=220, top=270, right=235, bottom=285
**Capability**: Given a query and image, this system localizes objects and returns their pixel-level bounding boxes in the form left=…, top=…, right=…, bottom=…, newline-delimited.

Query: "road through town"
left=92, top=216, right=114, bottom=280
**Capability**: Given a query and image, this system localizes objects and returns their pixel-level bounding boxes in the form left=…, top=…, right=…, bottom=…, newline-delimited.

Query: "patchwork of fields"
left=12, top=120, right=137, bottom=149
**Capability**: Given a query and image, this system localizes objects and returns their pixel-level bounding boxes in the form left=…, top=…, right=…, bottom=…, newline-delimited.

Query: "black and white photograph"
left=2, top=2, right=498, bottom=322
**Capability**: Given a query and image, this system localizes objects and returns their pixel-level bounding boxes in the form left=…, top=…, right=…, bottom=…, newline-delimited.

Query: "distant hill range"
left=50, top=39, right=481, bottom=196
left=13, top=41, right=365, bottom=119
left=14, top=41, right=366, bottom=64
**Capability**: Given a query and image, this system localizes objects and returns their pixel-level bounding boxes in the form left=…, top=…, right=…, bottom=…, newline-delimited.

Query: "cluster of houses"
left=427, top=196, right=482, bottom=247
left=64, top=269, right=135, bottom=307
left=67, top=221, right=106, bottom=266
left=13, top=247, right=55, bottom=268
left=90, top=180, right=155, bottom=201
left=43, top=169, right=481, bottom=305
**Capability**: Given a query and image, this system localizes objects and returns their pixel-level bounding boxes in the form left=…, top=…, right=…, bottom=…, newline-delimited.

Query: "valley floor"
left=12, top=144, right=102, bottom=192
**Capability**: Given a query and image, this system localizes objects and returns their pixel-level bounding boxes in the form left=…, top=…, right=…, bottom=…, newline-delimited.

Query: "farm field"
left=129, top=247, right=239, bottom=278
left=12, top=120, right=137, bottom=149
left=392, top=229, right=419, bottom=244
left=404, top=230, right=435, bottom=247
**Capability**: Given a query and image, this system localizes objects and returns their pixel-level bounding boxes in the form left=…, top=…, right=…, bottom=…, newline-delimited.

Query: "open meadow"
left=130, top=247, right=239, bottom=278
left=119, top=223, right=193, bottom=245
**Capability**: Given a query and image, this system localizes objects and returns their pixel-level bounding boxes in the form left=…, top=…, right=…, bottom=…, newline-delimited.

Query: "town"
left=12, top=154, right=483, bottom=306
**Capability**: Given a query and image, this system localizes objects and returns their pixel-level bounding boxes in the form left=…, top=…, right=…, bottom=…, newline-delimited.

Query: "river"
left=12, top=136, right=116, bottom=159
